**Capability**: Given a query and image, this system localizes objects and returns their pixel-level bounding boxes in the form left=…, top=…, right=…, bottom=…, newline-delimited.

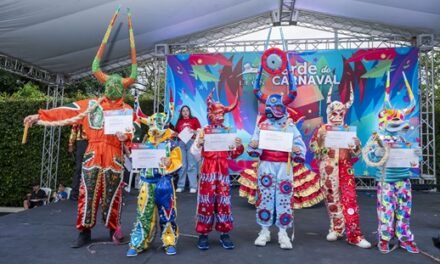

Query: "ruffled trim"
left=292, top=191, right=324, bottom=209
left=238, top=189, right=257, bottom=205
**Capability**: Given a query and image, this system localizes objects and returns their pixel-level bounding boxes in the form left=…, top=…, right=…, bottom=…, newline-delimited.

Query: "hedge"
left=0, top=96, right=153, bottom=207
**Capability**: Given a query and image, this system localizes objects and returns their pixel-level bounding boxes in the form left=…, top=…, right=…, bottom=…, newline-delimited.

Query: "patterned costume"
left=127, top=104, right=182, bottom=256
left=249, top=48, right=306, bottom=249
left=309, top=83, right=371, bottom=248
left=24, top=7, right=138, bottom=248
left=364, top=71, right=420, bottom=254
left=190, top=89, right=244, bottom=250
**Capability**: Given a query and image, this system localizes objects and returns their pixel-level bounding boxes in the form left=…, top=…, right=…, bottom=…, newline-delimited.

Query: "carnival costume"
left=309, top=83, right=371, bottom=248
left=248, top=48, right=307, bottom=249
left=23, top=8, right=137, bottom=248
left=363, top=71, right=420, bottom=254
left=190, top=89, right=244, bottom=250
left=127, top=97, right=182, bottom=256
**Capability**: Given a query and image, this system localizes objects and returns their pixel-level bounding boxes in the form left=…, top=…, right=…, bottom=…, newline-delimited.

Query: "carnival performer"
left=309, top=83, right=371, bottom=248
left=23, top=8, right=137, bottom=248
left=126, top=96, right=182, bottom=256
left=248, top=47, right=306, bottom=250
left=190, top=89, right=244, bottom=250
left=363, top=71, right=421, bottom=254
left=175, top=105, right=201, bottom=193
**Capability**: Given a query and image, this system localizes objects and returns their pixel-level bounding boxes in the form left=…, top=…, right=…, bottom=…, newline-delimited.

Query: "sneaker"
left=278, top=231, right=293, bottom=250
left=110, top=227, right=124, bottom=244
left=197, top=234, right=209, bottom=250
left=400, top=241, right=420, bottom=254
left=354, top=238, right=371, bottom=249
left=189, top=188, right=197, bottom=193
left=126, top=248, right=138, bottom=257
left=176, top=188, right=183, bottom=193
left=254, top=229, right=271, bottom=246
left=378, top=239, right=391, bottom=254
left=71, top=229, right=91, bottom=248
left=220, top=234, right=235, bottom=249
left=326, top=231, right=340, bottom=242
left=165, top=246, right=177, bottom=255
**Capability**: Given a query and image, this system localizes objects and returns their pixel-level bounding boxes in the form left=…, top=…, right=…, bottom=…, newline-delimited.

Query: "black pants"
left=70, top=140, right=88, bottom=200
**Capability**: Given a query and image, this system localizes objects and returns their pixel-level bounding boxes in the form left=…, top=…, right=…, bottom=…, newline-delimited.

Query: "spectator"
left=23, top=183, right=47, bottom=209
left=52, top=183, right=68, bottom=202
left=68, top=124, right=88, bottom=201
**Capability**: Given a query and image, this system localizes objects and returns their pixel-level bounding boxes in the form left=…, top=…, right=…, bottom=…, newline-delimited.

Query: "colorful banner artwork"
left=166, top=47, right=420, bottom=177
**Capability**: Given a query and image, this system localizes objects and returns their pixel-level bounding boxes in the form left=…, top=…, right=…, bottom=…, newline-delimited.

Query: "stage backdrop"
left=166, top=47, right=420, bottom=177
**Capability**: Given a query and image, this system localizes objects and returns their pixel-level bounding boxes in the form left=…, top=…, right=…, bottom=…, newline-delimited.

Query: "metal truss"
left=0, top=54, right=57, bottom=84
left=40, top=75, right=64, bottom=190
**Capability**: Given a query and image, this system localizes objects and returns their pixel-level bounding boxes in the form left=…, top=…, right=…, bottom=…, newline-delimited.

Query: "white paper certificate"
left=131, top=148, right=166, bottom=169
left=104, top=109, right=133, bottom=135
left=204, top=133, right=237, bottom=152
left=178, top=127, right=194, bottom=144
left=258, top=130, right=293, bottom=152
left=385, top=148, right=419, bottom=168
left=324, top=129, right=357, bottom=149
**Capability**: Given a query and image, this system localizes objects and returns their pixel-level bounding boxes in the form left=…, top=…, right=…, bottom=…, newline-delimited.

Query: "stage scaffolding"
left=0, top=5, right=437, bottom=190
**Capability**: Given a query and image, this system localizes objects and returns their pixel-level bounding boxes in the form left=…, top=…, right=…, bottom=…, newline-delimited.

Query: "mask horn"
left=122, top=8, right=138, bottom=89
left=207, top=88, right=215, bottom=110
left=384, top=71, right=392, bottom=109
left=224, top=91, right=239, bottom=113
left=253, top=64, right=268, bottom=103
left=327, top=84, right=334, bottom=106
left=92, top=7, right=121, bottom=84
left=282, top=57, right=297, bottom=105
left=401, top=71, right=416, bottom=115
left=345, top=82, right=354, bottom=109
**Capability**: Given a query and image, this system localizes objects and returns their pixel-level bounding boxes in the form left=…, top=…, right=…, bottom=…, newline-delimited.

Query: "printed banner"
left=166, top=47, right=420, bottom=177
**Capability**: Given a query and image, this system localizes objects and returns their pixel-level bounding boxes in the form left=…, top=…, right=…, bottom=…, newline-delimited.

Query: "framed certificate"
left=324, top=126, right=357, bottom=149
left=258, top=129, right=293, bottom=152
left=131, top=144, right=166, bottom=169
left=204, top=132, right=237, bottom=152
left=104, top=109, right=133, bottom=135
left=385, top=148, right=419, bottom=168
left=178, top=127, right=194, bottom=144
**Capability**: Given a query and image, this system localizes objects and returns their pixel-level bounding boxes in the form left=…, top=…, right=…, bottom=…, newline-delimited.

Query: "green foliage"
left=0, top=95, right=154, bottom=207
left=11, top=82, right=47, bottom=99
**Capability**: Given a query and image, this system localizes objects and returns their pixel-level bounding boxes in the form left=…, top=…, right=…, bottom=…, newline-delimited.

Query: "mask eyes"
left=270, top=97, right=277, bottom=103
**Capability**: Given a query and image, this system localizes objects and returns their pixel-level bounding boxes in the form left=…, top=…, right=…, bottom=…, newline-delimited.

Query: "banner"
left=166, top=47, right=420, bottom=177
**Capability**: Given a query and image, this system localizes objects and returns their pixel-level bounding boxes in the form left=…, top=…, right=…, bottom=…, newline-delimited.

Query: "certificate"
left=324, top=126, right=357, bottom=149
left=204, top=132, right=237, bottom=152
left=131, top=144, right=166, bottom=169
left=178, top=127, right=194, bottom=144
left=258, top=130, right=293, bottom=152
left=385, top=148, right=419, bottom=168
left=104, top=109, right=133, bottom=135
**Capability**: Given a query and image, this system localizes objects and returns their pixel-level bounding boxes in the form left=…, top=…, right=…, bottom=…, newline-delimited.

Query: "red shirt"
left=175, top=117, right=201, bottom=134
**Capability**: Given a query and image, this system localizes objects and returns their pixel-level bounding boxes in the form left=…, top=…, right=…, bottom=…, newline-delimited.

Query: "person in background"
left=174, top=105, right=201, bottom=193
left=68, top=124, right=88, bottom=201
left=52, top=183, right=68, bottom=202
left=23, top=183, right=47, bottom=209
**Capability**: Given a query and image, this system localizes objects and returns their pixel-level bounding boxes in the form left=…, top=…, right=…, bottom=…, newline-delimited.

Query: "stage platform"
left=1, top=189, right=439, bottom=264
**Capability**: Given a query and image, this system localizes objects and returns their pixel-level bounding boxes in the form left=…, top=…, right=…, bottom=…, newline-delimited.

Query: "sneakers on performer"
left=71, top=229, right=91, bottom=248
left=197, top=234, right=209, bottom=250
left=189, top=188, right=197, bottom=193
left=378, top=239, right=391, bottom=254
left=400, top=241, right=420, bottom=254
left=278, top=230, right=293, bottom=250
left=354, top=238, right=371, bottom=249
left=176, top=188, right=183, bottom=193
left=110, top=226, right=124, bottom=244
left=254, top=228, right=271, bottom=246
left=326, top=231, right=340, bottom=242
left=165, top=246, right=177, bottom=255
left=219, top=233, right=235, bottom=249
left=126, top=248, right=138, bottom=257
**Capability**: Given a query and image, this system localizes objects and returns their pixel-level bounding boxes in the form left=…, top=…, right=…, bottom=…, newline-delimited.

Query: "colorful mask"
left=138, top=91, right=174, bottom=138
left=378, top=71, right=415, bottom=133
left=254, top=47, right=297, bottom=120
left=206, top=88, right=239, bottom=125
left=326, top=83, right=354, bottom=126
left=92, top=7, right=137, bottom=100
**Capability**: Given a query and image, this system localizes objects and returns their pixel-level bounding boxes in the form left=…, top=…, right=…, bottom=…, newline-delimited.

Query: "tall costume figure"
left=309, top=83, right=371, bottom=248
left=23, top=8, right=137, bottom=248
left=248, top=47, right=306, bottom=250
left=363, top=71, right=420, bottom=254
left=126, top=97, right=182, bottom=256
left=190, top=89, right=244, bottom=250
